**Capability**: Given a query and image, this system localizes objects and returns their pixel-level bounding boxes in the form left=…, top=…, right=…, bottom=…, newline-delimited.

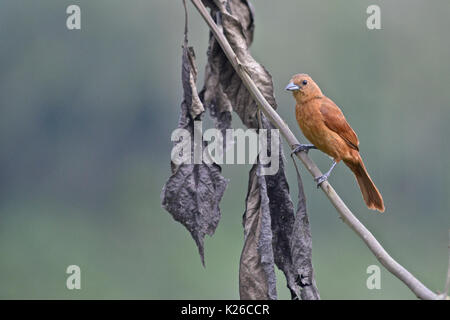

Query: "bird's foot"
left=314, top=161, right=337, bottom=188
left=291, top=144, right=317, bottom=155
left=314, top=174, right=329, bottom=188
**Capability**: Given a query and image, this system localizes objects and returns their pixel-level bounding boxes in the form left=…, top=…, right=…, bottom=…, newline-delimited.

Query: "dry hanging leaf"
left=291, top=159, right=321, bottom=299
left=239, top=163, right=277, bottom=300
left=202, top=0, right=276, bottom=129
left=161, top=36, right=228, bottom=267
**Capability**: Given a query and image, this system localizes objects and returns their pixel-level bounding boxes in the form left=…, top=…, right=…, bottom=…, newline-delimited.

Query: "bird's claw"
left=291, top=144, right=317, bottom=155
left=314, top=175, right=328, bottom=188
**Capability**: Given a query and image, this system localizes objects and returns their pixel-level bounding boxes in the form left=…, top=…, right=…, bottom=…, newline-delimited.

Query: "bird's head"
left=285, top=74, right=323, bottom=103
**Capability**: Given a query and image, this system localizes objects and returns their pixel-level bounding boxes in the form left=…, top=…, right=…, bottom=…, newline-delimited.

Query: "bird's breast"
left=295, top=103, right=322, bottom=141
left=295, top=103, right=340, bottom=159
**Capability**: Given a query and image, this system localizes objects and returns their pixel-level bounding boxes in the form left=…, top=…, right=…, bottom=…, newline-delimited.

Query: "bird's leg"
left=315, top=160, right=337, bottom=188
left=291, top=143, right=317, bottom=155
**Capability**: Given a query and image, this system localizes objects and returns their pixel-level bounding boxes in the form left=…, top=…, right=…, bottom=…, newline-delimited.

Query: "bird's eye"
left=302, top=80, right=308, bottom=85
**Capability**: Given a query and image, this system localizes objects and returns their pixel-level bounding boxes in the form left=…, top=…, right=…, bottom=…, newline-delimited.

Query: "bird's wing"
left=320, top=97, right=359, bottom=151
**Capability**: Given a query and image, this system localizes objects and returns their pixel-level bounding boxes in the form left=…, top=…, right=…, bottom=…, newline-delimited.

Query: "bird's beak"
left=285, top=82, right=300, bottom=91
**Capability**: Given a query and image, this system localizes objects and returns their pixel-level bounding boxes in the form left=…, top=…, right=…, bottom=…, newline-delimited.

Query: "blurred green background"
left=0, top=0, right=449, bottom=299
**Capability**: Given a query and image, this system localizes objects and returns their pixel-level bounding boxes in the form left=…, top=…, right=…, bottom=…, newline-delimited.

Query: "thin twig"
left=190, top=0, right=441, bottom=300
left=182, top=0, right=188, bottom=37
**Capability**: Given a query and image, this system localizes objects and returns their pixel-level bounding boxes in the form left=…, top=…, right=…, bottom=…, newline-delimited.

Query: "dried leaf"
left=161, top=38, right=228, bottom=266
left=265, top=148, right=299, bottom=298
left=291, top=161, right=321, bottom=300
left=239, top=164, right=277, bottom=300
left=182, top=45, right=204, bottom=120
left=260, top=116, right=302, bottom=300
left=203, top=0, right=276, bottom=129
left=200, top=38, right=233, bottom=152
left=162, top=162, right=227, bottom=266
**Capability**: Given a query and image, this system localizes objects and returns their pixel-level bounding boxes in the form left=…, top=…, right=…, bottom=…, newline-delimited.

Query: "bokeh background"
left=0, top=0, right=449, bottom=299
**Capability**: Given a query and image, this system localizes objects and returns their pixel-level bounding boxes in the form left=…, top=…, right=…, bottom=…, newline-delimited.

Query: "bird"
left=285, top=73, right=385, bottom=212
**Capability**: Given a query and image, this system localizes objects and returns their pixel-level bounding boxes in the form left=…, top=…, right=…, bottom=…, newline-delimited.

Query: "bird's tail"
left=344, top=156, right=385, bottom=212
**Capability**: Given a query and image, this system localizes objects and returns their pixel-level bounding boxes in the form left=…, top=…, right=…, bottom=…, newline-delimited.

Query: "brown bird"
left=286, top=73, right=385, bottom=212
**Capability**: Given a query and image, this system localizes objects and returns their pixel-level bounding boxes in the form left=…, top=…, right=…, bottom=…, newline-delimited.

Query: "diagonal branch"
left=191, top=0, right=442, bottom=300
